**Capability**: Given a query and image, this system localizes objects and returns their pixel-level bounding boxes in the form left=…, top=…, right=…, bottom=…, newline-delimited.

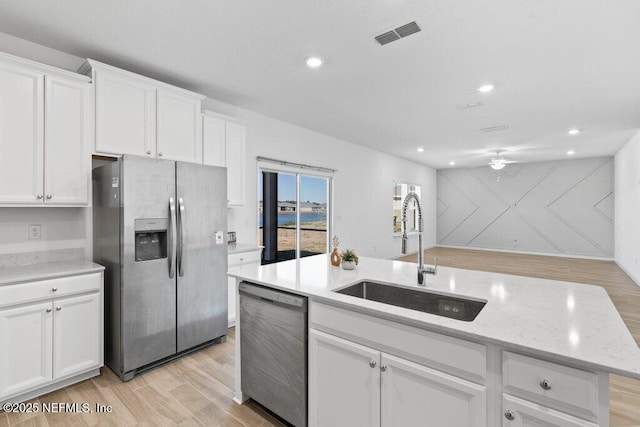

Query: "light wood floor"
left=0, top=327, right=286, bottom=427
left=399, top=247, right=640, bottom=427
left=2, top=247, right=639, bottom=426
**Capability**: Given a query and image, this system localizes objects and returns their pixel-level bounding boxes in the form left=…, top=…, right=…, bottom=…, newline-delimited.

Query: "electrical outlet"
left=28, top=224, right=41, bottom=240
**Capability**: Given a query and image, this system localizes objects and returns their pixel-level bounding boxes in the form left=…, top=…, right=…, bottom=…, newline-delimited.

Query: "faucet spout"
left=401, top=191, right=436, bottom=285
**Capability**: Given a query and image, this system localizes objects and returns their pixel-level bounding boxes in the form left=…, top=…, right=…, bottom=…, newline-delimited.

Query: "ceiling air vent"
left=374, top=21, right=422, bottom=46
left=480, top=125, right=510, bottom=133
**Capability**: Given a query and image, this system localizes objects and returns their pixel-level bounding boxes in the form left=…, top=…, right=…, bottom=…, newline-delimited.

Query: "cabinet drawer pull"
left=146, top=150, right=152, bottom=155
left=504, top=410, right=515, bottom=421
left=36, top=194, right=43, bottom=199
left=158, top=152, right=163, bottom=157
left=52, top=287, right=58, bottom=292
left=540, top=379, right=552, bottom=390
left=46, top=308, right=52, bottom=313
left=56, top=306, right=62, bottom=311
left=46, top=195, right=52, bottom=200
left=380, top=364, right=388, bottom=372
left=369, top=360, right=377, bottom=368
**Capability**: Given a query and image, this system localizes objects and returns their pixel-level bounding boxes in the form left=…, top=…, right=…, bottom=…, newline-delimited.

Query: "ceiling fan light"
left=490, top=162, right=506, bottom=170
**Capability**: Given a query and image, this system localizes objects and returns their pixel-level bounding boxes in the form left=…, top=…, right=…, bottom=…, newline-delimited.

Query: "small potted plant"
left=340, top=249, right=359, bottom=270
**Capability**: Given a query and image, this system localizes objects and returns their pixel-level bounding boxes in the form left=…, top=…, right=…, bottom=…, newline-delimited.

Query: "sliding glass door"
left=258, top=167, right=331, bottom=264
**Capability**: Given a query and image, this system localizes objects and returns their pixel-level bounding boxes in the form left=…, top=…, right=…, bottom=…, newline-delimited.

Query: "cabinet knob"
left=46, top=308, right=52, bottom=313
left=56, top=306, right=62, bottom=311
left=36, top=194, right=43, bottom=199
left=504, top=410, right=515, bottom=421
left=380, top=364, right=388, bottom=372
left=369, top=360, right=377, bottom=368
left=158, top=152, right=163, bottom=157
left=540, top=379, right=551, bottom=390
left=146, top=150, right=152, bottom=155
left=52, top=287, right=58, bottom=292
left=46, top=195, right=52, bottom=200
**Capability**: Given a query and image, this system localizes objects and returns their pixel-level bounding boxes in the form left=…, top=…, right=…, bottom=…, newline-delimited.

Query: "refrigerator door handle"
left=177, top=197, right=185, bottom=277
left=168, top=197, right=177, bottom=278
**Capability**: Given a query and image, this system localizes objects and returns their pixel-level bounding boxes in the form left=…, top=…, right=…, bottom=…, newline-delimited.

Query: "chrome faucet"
left=401, top=191, right=437, bottom=285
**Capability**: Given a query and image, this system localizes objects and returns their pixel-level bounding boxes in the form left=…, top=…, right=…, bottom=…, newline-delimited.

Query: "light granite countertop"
left=0, top=259, right=105, bottom=286
left=229, top=254, right=640, bottom=379
left=228, top=243, right=262, bottom=255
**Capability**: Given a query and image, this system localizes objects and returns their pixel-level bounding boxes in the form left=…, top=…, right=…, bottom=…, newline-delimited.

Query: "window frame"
left=392, top=181, right=422, bottom=236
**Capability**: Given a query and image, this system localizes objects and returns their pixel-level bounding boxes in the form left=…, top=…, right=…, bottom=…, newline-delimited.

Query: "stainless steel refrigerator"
left=93, top=155, right=228, bottom=381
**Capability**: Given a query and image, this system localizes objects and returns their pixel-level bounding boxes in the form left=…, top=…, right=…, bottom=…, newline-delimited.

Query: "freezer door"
left=121, top=155, right=177, bottom=372
left=176, top=162, right=228, bottom=352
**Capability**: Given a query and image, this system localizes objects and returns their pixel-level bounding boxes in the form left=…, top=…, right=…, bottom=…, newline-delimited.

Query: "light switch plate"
left=215, top=231, right=224, bottom=245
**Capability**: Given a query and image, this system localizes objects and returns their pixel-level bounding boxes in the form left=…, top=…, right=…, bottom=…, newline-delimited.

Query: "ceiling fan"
left=489, top=151, right=512, bottom=170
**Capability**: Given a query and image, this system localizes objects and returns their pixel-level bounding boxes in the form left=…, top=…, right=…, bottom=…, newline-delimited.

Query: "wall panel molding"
left=437, top=157, right=614, bottom=258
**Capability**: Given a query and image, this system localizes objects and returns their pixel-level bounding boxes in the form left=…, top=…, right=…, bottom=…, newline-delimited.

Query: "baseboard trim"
left=435, top=245, right=615, bottom=262
left=615, top=261, right=640, bottom=287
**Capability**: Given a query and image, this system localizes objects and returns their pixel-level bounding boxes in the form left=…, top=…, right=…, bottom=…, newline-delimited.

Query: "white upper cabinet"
left=157, top=88, right=202, bottom=163
left=202, top=111, right=247, bottom=207
left=0, top=62, right=44, bottom=204
left=44, top=75, right=91, bottom=205
left=93, top=66, right=156, bottom=157
left=202, top=114, right=226, bottom=167
left=82, top=59, right=204, bottom=164
left=0, top=53, right=90, bottom=206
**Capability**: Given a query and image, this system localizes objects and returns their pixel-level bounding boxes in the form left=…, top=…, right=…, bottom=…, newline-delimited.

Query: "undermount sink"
left=334, top=281, right=486, bottom=321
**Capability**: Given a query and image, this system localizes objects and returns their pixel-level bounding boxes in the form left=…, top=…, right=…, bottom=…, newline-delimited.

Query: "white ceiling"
left=1, top=0, right=639, bottom=169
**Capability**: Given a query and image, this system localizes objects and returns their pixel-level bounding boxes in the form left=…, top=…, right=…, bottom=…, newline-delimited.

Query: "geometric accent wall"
left=437, top=157, right=614, bottom=258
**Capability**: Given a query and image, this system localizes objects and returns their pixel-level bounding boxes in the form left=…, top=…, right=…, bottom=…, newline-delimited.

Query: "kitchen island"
left=229, top=254, right=640, bottom=427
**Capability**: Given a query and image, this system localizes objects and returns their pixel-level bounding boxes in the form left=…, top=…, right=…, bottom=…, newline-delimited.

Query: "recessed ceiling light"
left=417, top=147, right=424, bottom=153
left=477, top=84, right=494, bottom=93
left=568, top=129, right=580, bottom=135
left=449, top=161, right=455, bottom=166
left=567, top=150, right=575, bottom=155
left=306, top=57, right=323, bottom=68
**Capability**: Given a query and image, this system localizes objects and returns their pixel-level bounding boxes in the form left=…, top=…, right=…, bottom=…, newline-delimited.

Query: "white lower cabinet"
left=309, top=329, right=380, bottom=427
left=381, top=353, right=486, bottom=427
left=228, top=248, right=262, bottom=326
left=0, top=272, right=103, bottom=403
left=0, top=302, right=53, bottom=398
left=502, top=395, right=598, bottom=427
left=309, top=328, right=486, bottom=427
left=53, top=293, right=101, bottom=379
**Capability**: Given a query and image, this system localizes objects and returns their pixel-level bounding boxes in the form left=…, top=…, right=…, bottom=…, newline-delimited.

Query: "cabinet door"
left=502, top=395, right=598, bottom=427
left=157, top=89, right=202, bottom=163
left=225, top=121, right=246, bottom=206
left=44, top=76, right=90, bottom=205
left=202, top=114, right=226, bottom=167
left=94, top=68, right=156, bottom=157
left=0, top=302, right=52, bottom=399
left=0, top=64, right=44, bottom=204
left=381, top=353, right=486, bottom=427
left=53, top=293, right=101, bottom=379
left=309, top=329, right=380, bottom=427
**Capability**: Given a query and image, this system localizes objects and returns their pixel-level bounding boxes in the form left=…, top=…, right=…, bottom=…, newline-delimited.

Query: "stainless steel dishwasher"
left=239, top=281, right=307, bottom=427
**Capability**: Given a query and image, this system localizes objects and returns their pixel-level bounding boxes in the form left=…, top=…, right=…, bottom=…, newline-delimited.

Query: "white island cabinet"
left=0, top=261, right=104, bottom=404
left=0, top=52, right=91, bottom=206
left=229, top=254, right=640, bottom=427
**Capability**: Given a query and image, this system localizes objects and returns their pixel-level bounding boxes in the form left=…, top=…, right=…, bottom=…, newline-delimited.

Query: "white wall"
left=437, top=157, right=614, bottom=258
left=615, top=131, right=640, bottom=284
left=202, top=99, right=436, bottom=259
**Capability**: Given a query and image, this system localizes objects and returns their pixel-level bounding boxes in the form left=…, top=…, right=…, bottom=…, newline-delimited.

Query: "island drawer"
left=310, top=301, right=486, bottom=384
left=228, top=250, right=261, bottom=268
left=0, top=273, right=102, bottom=309
left=502, top=351, right=603, bottom=422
